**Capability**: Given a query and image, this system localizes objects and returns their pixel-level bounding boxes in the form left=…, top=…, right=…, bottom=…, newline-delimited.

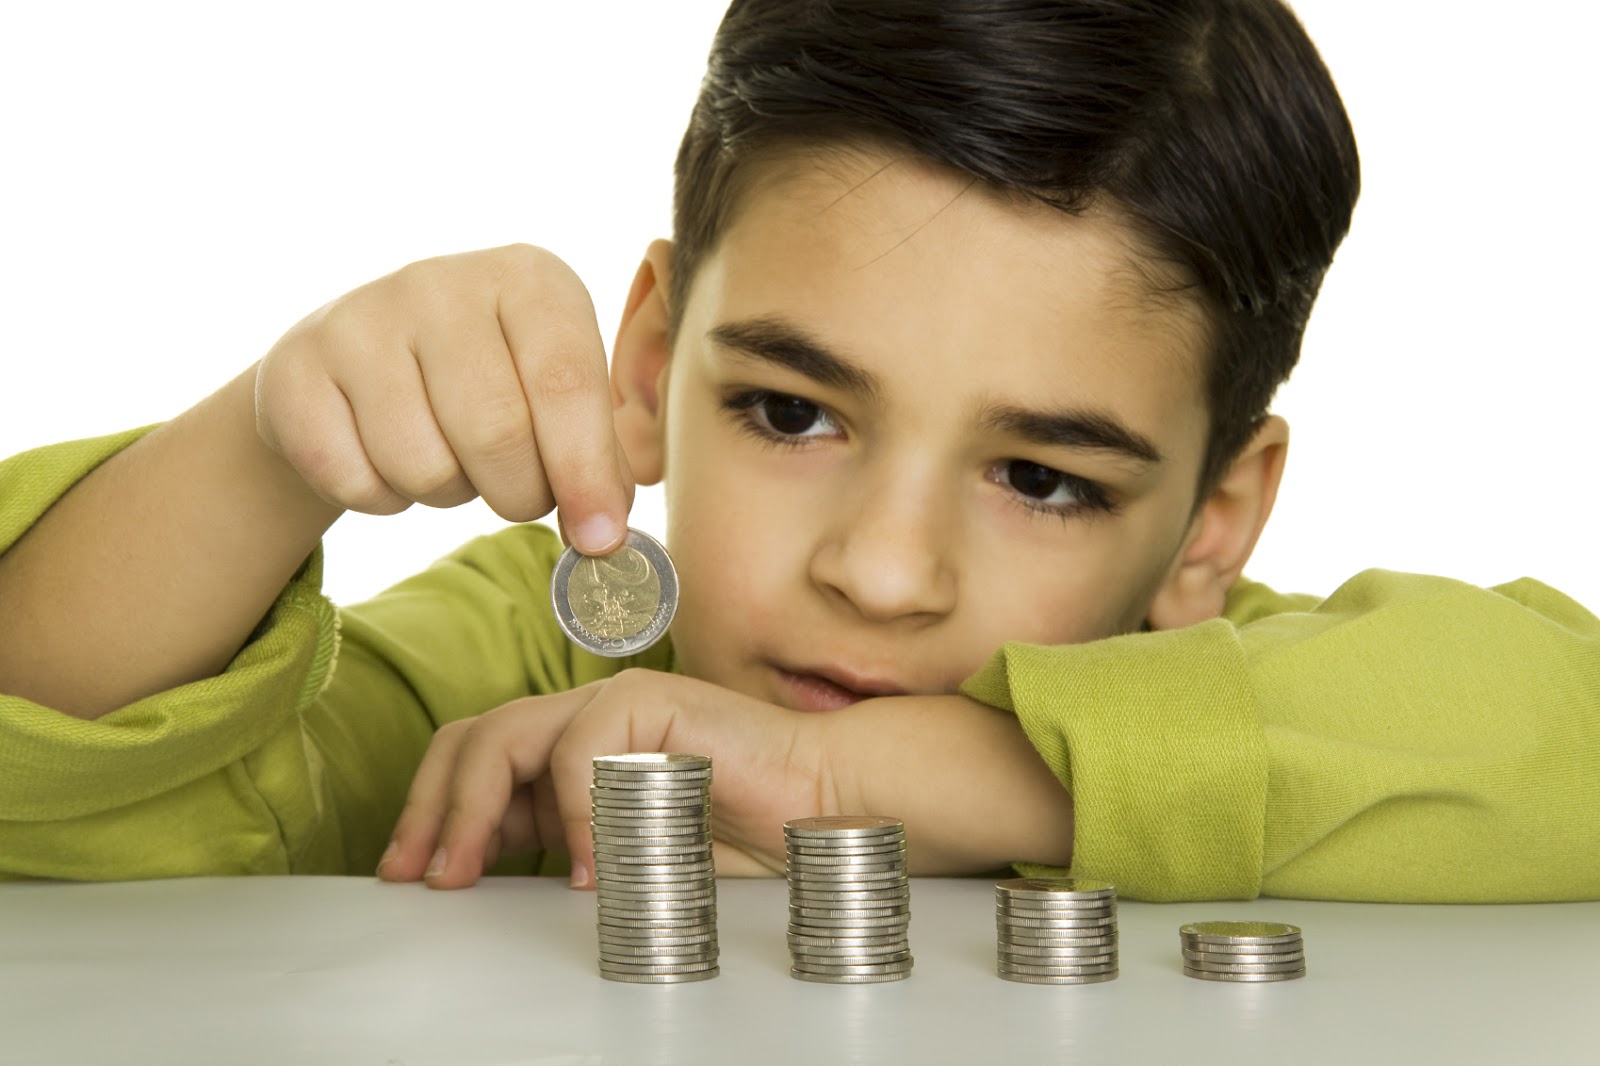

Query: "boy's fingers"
left=378, top=720, right=472, bottom=882
left=258, top=362, right=408, bottom=516
left=339, top=349, right=475, bottom=511
left=413, top=316, right=549, bottom=523
left=530, top=775, right=567, bottom=860
left=558, top=793, right=596, bottom=890
left=616, top=435, right=638, bottom=519
left=500, top=784, right=541, bottom=855
left=482, top=828, right=503, bottom=874
left=548, top=715, right=606, bottom=887
left=555, top=440, right=638, bottom=548
left=424, top=777, right=512, bottom=890
left=496, top=252, right=629, bottom=555
left=427, top=685, right=605, bottom=889
left=546, top=675, right=683, bottom=888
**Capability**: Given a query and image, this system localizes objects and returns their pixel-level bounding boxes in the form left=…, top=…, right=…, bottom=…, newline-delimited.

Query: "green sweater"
left=3, top=428, right=1597, bottom=902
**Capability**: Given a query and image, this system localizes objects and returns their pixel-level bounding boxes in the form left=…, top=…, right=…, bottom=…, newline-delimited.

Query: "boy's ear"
left=1146, top=416, right=1290, bottom=630
left=610, top=239, right=675, bottom=486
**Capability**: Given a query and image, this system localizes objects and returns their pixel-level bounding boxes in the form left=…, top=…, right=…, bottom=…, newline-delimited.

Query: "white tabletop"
left=0, top=876, right=1595, bottom=1065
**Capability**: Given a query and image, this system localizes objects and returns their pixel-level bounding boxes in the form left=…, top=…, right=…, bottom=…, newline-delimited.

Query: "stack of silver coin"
left=1180, top=921, right=1306, bottom=982
left=784, top=816, right=913, bottom=984
left=995, top=876, right=1119, bottom=984
left=591, top=753, right=718, bottom=984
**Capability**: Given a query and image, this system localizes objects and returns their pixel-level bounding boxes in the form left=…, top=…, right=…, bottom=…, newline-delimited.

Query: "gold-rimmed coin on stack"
left=784, top=816, right=912, bottom=984
left=591, top=753, right=718, bottom=983
left=995, top=876, right=1119, bottom=985
left=1180, top=921, right=1306, bottom=982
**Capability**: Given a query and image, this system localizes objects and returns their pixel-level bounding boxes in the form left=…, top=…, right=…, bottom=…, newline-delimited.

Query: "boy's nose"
left=808, top=471, right=958, bottom=625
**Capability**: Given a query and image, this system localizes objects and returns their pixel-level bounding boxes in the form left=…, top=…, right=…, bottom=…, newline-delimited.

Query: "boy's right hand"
left=255, top=244, right=633, bottom=554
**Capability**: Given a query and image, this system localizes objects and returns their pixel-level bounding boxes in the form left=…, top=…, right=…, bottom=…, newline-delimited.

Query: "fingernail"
left=572, top=514, right=621, bottom=554
left=570, top=861, right=590, bottom=889
left=425, top=847, right=447, bottom=879
left=376, top=839, right=399, bottom=875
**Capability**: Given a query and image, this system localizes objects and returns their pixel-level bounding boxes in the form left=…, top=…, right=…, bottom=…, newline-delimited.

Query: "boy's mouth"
left=772, top=665, right=908, bottom=713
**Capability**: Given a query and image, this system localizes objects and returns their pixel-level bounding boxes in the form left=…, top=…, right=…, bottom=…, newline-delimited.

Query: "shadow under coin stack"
left=1180, top=921, right=1306, bottom=982
left=995, top=876, right=1119, bottom=984
left=784, top=816, right=913, bottom=984
left=591, top=753, right=718, bottom=983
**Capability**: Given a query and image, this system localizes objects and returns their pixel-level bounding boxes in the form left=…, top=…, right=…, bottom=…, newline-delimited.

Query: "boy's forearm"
left=838, top=695, right=1075, bottom=875
left=0, top=366, right=343, bottom=720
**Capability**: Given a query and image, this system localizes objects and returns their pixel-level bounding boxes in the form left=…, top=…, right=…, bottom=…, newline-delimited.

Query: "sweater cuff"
left=0, top=426, right=340, bottom=822
left=961, top=620, right=1267, bottom=901
left=0, top=563, right=338, bottom=821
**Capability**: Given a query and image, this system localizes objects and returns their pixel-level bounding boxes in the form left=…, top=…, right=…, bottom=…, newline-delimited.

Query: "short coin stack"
left=784, top=816, right=913, bottom=984
left=1180, top=921, right=1306, bottom=982
left=591, top=753, right=718, bottom=983
left=995, top=876, right=1119, bottom=984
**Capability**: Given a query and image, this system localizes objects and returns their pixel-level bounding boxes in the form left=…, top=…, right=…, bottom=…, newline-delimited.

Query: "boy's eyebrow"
left=980, top=404, right=1164, bottom=466
left=706, top=318, right=882, bottom=399
left=708, top=315, right=1161, bottom=467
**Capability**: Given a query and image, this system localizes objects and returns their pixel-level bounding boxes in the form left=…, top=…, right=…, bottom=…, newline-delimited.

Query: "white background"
left=1, top=1, right=1594, bottom=610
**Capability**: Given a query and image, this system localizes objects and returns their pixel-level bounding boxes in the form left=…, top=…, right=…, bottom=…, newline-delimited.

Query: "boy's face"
left=637, top=148, right=1217, bottom=711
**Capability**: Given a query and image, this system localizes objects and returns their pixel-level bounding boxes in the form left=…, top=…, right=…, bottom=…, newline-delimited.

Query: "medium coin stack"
left=784, top=816, right=913, bottom=984
left=1180, top=921, right=1306, bottom=982
left=995, top=876, right=1119, bottom=984
left=591, top=753, right=718, bottom=984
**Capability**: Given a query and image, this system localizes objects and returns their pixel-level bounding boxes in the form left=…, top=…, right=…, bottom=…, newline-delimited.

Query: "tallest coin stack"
left=591, top=753, right=719, bottom=983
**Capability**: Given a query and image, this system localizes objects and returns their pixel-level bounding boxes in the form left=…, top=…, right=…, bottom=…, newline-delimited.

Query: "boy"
left=0, top=0, right=1595, bottom=902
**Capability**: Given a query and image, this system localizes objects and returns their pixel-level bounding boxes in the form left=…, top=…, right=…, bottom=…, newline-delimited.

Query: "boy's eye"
left=1002, top=459, right=1077, bottom=504
left=993, top=458, right=1113, bottom=517
left=748, top=392, right=837, bottom=438
left=720, top=388, right=843, bottom=448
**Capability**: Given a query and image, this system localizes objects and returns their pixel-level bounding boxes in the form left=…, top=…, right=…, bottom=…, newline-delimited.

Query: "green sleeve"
left=0, top=430, right=667, bottom=881
left=961, top=570, right=1600, bottom=903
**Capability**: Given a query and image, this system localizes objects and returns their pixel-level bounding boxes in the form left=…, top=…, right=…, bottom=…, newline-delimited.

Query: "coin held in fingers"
left=551, top=527, right=678, bottom=657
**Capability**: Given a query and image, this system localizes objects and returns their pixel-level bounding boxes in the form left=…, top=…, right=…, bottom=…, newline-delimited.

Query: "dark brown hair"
left=671, top=0, right=1360, bottom=495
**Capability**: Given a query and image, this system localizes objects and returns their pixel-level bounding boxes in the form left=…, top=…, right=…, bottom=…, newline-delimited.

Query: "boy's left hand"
left=376, top=670, right=1074, bottom=889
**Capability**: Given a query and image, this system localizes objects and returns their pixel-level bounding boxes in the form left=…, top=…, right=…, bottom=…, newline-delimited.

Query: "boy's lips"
left=771, top=664, right=909, bottom=713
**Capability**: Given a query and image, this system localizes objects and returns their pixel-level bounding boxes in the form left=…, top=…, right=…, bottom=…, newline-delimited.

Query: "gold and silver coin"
left=995, top=876, right=1119, bottom=985
left=784, top=816, right=913, bottom=983
left=1179, top=920, right=1306, bottom=982
left=592, top=753, right=718, bottom=983
left=552, top=528, right=677, bottom=657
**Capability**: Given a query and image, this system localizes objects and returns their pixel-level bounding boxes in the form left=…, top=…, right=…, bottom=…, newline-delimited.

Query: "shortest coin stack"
left=1180, top=921, right=1306, bottom=982
left=995, top=876, right=1119, bottom=985
left=784, top=816, right=913, bottom=984
left=592, top=753, right=718, bottom=984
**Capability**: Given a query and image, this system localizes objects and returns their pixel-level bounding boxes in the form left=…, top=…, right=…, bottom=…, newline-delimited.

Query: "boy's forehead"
left=694, top=144, right=1212, bottom=423
left=743, top=145, right=1185, bottom=282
